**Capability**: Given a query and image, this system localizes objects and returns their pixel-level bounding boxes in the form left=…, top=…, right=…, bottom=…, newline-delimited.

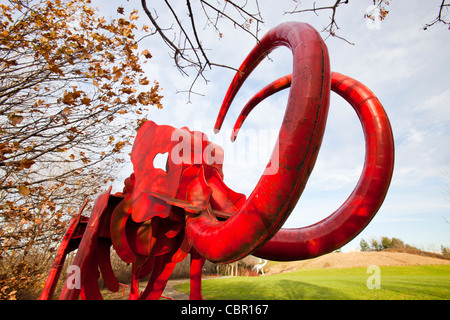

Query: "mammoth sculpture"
left=40, top=22, right=394, bottom=300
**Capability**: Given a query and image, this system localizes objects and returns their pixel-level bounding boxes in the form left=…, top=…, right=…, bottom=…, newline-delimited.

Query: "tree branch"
left=141, top=0, right=262, bottom=98
left=199, top=0, right=261, bottom=43
left=141, top=0, right=191, bottom=75
left=423, top=0, right=450, bottom=30
left=186, top=0, right=211, bottom=70
left=285, top=0, right=353, bottom=44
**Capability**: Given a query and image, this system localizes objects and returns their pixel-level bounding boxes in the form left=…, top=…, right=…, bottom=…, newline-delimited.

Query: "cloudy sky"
left=94, top=1, right=450, bottom=252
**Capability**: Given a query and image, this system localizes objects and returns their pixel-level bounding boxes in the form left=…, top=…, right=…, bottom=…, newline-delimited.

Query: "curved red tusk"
left=186, top=22, right=331, bottom=263
left=253, top=72, right=395, bottom=261
left=231, top=74, right=292, bottom=142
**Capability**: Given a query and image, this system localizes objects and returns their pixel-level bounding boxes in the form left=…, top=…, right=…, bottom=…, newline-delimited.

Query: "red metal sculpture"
left=40, top=22, right=394, bottom=300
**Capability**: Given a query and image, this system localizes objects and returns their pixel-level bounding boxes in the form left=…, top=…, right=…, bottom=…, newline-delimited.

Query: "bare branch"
left=141, top=0, right=263, bottom=97
left=423, top=0, right=450, bottom=30
left=225, top=0, right=264, bottom=23
left=164, top=0, right=203, bottom=69
left=141, top=0, right=191, bottom=75
left=285, top=0, right=353, bottom=44
left=186, top=0, right=211, bottom=70
left=200, top=0, right=261, bottom=43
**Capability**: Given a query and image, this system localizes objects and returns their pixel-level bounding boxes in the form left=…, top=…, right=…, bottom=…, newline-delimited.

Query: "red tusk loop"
left=254, top=72, right=395, bottom=261
left=231, top=74, right=292, bottom=142
left=186, top=22, right=331, bottom=263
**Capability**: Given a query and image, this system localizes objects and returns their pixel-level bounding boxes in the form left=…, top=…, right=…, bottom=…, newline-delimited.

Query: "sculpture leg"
left=142, top=255, right=177, bottom=300
left=39, top=216, right=81, bottom=300
left=79, top=253, right=103, bottom=300
left=97, top=238, right=119, bottom=293
left=59, top=190, right=111, bottom=300
left=137, top=255, right=164, bottom=300
left=189, top=249, right=206, bottom=300
left=40, top=200, right=89, bottom=300
left=129, top=272, right=140, bottom=300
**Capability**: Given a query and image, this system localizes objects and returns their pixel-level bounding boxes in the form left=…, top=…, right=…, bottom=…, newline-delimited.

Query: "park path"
left=101, top=278, right=189, bottom=300
left=161, top=279, right=190, bottom=300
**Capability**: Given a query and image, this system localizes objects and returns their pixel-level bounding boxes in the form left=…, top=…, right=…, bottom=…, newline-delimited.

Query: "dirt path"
left=161, top=279, right=190, bottom=300
left=101, top=279, right=189, bottom=300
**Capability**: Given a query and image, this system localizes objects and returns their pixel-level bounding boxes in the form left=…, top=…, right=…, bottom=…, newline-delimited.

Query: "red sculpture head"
left=128, top=120, right=244, bottom=221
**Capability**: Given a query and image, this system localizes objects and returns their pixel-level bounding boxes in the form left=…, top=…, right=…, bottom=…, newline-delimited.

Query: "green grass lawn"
left=175, top=265, right=450, bottom=300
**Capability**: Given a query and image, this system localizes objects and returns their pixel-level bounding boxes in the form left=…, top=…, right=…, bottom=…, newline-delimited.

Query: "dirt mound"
left=265, top=251, right=450, bottom=275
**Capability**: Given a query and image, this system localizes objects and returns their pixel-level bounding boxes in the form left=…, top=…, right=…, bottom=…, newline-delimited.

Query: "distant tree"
left=359, top=238, right=370, bottom=252
left=369, top=238, right=383, bottom=251
left=381, top=236, right=392, bottom=250
left=0, top=0, right=162, bottom=299
left=390, top=237, right=405, bottom=249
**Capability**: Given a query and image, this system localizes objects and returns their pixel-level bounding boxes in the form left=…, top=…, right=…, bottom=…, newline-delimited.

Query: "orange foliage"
left=0, top=0, right=162, bottom=299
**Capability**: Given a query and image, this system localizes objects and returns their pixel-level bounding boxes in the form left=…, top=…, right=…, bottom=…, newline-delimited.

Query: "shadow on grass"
left=196, top=278, right=350, bottom=300
left=273, top=280, right=351, bottom=300
left=175, top=265, right=450, bottom=300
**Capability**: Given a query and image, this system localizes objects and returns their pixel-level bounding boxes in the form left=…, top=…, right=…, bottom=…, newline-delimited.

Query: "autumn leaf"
left=142, top=49, right=152, bottom=59
left=122, top=27, right=132, bottom=37
left=122, top=76, right=134, bottom=85
left=113, top=141, right=125, bottom=152
left=80, top=97, right=91, bottom=105
left=139, top=77, right=150, bottom=85
left=130, top=11, right=139, bottom=21
left=19, top=159, right=35, bottom=169
left=82, top=5, right=93, bottom=14
left=61, top=90, right=82, bottom=105
left=18, top=186, right=30, bottom=197
left=8, top=114, right=24, bottom=126
left=115, top=141, right=125, bottom=149
left=117, top=6, right=124, bottom=15
left=47, top=63, right=65, bottom=76
left=121, top=87, right=136, bottom=94
left=69, top=127, right=81, bottom=134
